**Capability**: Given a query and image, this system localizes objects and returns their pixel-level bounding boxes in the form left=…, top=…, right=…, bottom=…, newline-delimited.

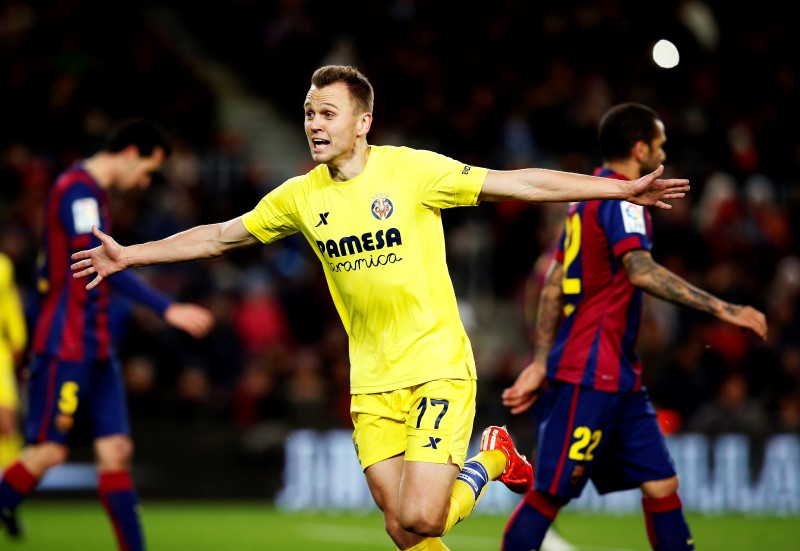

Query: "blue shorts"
left=534, top=380, right=676, bottom=498
left=25, top=354, right=130, bottom=445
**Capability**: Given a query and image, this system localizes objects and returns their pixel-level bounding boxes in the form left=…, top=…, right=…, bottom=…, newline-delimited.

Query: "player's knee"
left=384, top=516, right=405, bottom=542
left=0, top=408, right=16, bottom=434
left=384, top=516, right=436, bottom=549
left=0, top=419, right=13, bottom=435
left=22, top=442, right=69, bottom=470
left=95, top=435, right=134, bottom=469
left=50, top=445, right=70, bottom=466
left=641, top=475, right=680, bottom=499
left=398, top=510, right=445, bottom=538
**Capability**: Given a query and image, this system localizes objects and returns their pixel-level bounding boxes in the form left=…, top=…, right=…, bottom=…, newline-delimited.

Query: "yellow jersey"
left=242, top=145, right=487, bottom=393
left=0, top=253, right=27, bottom=408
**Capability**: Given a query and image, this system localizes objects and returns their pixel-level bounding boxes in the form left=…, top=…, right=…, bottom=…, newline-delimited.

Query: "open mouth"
left=312, top=138, right=330, bottom=153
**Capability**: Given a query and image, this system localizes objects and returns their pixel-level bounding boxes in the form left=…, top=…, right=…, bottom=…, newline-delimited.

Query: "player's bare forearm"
left=623, top=249, right=768, bottom=340
left=623, top=250, right=724, bottom=315
left=126, top=222, right=245, bottom=267
left=533, top=261, right=564, bottom=360
left=71, top=217, right=259, bottom=290
left=479, top=165, right=689, bottom=209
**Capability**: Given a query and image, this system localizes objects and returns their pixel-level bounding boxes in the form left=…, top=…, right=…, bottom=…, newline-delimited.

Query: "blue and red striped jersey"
left=33, top=163, right=171, bottom=361
left=546, top=168, right=653, bottom=392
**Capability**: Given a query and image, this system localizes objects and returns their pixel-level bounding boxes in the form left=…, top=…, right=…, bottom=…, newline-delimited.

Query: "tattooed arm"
left=503, top=258, right=564, bottom=414
left=531, top=259, right=565, bottom=361
left=622, top=249, right=768, bottom=339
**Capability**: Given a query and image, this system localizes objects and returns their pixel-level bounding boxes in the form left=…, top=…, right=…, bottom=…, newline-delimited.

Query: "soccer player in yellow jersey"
left=71, top=65, right=689, bottom=550
left=0, top=252, right=27, bottom=469
left=0, top=252, right=28, bottom=538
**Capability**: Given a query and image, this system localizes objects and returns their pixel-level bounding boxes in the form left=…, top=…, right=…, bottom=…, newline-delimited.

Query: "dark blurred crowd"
left=1, top=0, right=799, bottom=466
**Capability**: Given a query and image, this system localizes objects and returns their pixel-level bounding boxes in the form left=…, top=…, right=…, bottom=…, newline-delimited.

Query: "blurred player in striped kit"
left=0, top=119, right=214, bottom=548
left=501, top=103, right=767, bottom=551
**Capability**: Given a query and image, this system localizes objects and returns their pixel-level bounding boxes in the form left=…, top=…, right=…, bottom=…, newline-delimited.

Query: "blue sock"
left=502, top=490, right=559, bottom=551
left=99, top=470, right=145, bottom=551
left=643, top=494, right=695, bottom=550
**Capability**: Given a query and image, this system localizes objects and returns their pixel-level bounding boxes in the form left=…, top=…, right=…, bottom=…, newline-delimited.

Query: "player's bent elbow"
left=627, top=271, right=655, bottom=292
left=641, top=474, right=680, bottom=499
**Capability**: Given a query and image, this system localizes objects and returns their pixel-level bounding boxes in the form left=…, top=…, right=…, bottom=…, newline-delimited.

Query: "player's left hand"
left=164, top=303, right=215, bottom=339
left=624, top=165, right=690, bottom=209
left=722, top=304, right=768, bottom=341
left=502, top=359, right=547, bottom=415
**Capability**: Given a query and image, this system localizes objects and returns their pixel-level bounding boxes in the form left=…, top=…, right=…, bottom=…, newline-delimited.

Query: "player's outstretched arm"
left=479, top=164, right=689, bottom=209
left=71, top=217, right=259, bottom=291
left=623, top=249, right=768, bottom=339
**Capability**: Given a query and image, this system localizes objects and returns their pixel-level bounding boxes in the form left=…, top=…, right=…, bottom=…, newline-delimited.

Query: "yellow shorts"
left=351, top=378, right=476, bottom=471
left=0, top=354, right=19, bottom=410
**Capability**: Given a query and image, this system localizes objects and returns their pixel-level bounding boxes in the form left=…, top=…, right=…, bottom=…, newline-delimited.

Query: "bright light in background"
left=653, top=39, right=680, bottom=68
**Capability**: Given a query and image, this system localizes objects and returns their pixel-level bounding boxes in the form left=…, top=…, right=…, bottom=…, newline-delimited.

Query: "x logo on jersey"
left=423, top=437, right=442, bottom=449
left=315, top=212, right=330, bottom=227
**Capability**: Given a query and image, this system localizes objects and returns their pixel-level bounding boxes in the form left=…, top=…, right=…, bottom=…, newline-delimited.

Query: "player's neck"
left=602, top=159, right=640, bottom=180
left=82, top=153, right=115, bottom=189
left=326, top=142, right=371, bottom=182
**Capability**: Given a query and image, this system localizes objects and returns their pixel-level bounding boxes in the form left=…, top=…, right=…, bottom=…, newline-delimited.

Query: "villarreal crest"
left=371, top=194, right=394, bottom=220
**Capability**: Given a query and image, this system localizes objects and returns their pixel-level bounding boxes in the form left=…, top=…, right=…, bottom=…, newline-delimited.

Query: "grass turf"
left=3, top=500, right=798, bottom=550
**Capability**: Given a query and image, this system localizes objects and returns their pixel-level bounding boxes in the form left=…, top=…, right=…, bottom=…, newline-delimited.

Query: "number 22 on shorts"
left=569, top=426, right=602, bottom=461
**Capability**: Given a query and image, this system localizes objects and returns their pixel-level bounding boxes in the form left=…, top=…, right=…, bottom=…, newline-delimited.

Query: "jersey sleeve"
left=401, top=149, right=487, bottom=209
left=56, top=180, right=173, bottom=315
left=598, top=200, right=653, bottom=258
left=58, top=180, right=104, bottom=252
left=553, top=227, right=567, bottom=264
left=106, top=271, right=172, bottom=316
left=241, top=177, right=304, bottom=244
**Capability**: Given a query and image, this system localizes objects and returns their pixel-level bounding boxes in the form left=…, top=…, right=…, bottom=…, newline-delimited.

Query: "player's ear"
left=357, top=112, right=373, bottom=136
left=632, top=140, right=649, bottom=162
left=122, top=144, right=142, bottom=158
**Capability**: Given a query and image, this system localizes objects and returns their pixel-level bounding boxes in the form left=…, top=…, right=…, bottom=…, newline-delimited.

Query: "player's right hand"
left=502, top=359, right=547, bottom=415
left=70, top=225, right=126, bottom=290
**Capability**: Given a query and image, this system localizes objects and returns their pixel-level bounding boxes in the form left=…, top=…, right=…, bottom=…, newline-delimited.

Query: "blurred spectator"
left=233, top=273, right=291, bottom=355
left=687, top=371, right=771, bottom=441
left=774, top=390, right=800, bottom=434
left=650, top=330, right=722, bottom=424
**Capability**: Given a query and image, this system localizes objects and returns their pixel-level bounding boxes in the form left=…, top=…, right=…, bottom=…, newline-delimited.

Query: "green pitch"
left=5, top=500, right=799, bottom=550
